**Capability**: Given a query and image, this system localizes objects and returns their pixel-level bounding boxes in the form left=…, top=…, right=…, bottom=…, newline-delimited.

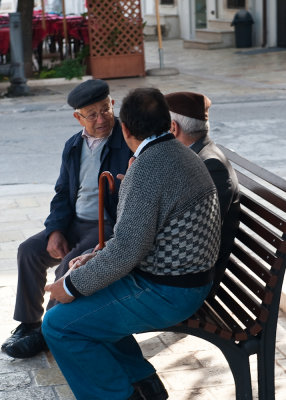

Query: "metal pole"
left=155, top=0, right=164, bottom=69
left=61, top=0, right=69, bottom=58
left=41, top=0, right=47, bottom=30
left=7, top=12, right=30, bottom=97
left=262, top=0, right=267, bottom=47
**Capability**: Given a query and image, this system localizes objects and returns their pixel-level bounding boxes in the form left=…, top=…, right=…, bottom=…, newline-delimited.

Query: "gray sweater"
left=67, top=136, right=221, bottom=297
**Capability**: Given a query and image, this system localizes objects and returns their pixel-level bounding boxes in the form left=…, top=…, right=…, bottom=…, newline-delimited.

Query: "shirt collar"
left=81, top=127, right=112, bottom=150
left=133, top=132, right=169, bottom=158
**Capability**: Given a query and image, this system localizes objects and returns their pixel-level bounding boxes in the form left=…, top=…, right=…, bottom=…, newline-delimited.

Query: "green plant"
left=38, top=45, right=90, bottom=80
left=0, top=75, right=10, bottom=82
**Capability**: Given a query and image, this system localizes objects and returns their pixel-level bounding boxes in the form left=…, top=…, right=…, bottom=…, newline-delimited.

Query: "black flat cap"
left=67, top=79, right=110, bottom=109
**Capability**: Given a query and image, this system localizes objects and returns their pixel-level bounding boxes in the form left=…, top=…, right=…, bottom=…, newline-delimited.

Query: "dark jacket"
left=192, top=134, right=240, bottom=292
left=44, top=118, right=132, bottom=237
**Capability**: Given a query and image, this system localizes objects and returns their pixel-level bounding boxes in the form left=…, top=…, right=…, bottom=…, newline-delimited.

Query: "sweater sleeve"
left=68, top=160, right=162, bottom=296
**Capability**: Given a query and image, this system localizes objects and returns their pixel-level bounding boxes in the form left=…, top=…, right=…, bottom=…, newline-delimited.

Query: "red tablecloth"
left=0, top=27, right=9, bottom=55
left=0, top=13, right=89, bottom=55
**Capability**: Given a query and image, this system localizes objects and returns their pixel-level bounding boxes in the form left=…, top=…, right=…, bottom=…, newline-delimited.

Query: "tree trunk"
left=17, top=0, right=34, bottom=78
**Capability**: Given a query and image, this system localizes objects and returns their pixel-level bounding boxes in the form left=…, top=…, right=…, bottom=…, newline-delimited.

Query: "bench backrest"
left=192, top=145, right=286, bottom=341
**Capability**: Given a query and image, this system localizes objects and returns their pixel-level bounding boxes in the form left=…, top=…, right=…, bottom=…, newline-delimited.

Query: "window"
left=160, top=0, right=174, bottom=5
left=227, top=0, right=245, bottom=8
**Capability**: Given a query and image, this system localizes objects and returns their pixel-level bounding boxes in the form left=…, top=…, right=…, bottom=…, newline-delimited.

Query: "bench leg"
left=220, top=346, right=253, bottom=400
left=257, top=342, right=275, bottom=400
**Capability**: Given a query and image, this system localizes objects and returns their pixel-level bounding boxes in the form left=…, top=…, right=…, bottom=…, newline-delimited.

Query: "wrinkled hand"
left=47, top=231, right=69, bottom=259
left=44, top=264, right=79, bottom=303
left=92, top=242, right=105, bottom=252
left=69, top=253, right=96, bottom=270
left=45, top=277, right=74, bottom=304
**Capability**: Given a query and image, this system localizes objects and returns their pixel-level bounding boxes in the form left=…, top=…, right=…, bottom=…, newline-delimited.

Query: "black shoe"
left=128, top=388, right=144, bottom=400
left=4, top=329, right=48, bottom=359
left=134, top=373, right=168, bottom=400
left=1, top=322, right=41, bottom=351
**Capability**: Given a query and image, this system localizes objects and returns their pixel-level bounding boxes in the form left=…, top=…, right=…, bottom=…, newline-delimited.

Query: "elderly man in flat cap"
left=165, top=91, right=240, bottom=294
left=1, top=79, right=132, bottom=359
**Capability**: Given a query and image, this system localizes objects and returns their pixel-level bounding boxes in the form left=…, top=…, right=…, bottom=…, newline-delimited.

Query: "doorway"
left=277, top=0, right=286, bottom=47
left=196, top=0, right=207, bottom=28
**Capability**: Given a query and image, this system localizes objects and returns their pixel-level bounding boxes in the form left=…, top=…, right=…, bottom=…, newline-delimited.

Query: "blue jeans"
left=42, top=272, right=211, bottom=400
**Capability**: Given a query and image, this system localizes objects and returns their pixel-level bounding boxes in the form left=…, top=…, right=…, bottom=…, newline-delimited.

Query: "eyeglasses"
left=76, top=105, right=113, bottom=121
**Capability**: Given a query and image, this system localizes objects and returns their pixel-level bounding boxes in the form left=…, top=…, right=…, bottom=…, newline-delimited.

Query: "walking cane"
left=93, top=171, right=115, bottom=252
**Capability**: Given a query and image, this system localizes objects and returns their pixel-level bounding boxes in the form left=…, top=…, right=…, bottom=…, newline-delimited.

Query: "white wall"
left=207, top=0, right=217, bottom=20
left=44, top=0, right=87, bottom=15
left=0, top=0, right=17, bottom=12
left=179, top=0, right=195, bottom=39
left=267, top=0, right=277, bottom=47
left=141, top=0, right=278, bottom=46
left=248, top=0, right=277, bottom=47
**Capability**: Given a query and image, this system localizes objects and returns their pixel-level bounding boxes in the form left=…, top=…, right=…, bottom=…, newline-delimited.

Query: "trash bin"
left=231, top=10, right=254, bottom=48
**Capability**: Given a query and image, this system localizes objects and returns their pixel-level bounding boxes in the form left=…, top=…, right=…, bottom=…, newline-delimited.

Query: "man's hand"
left=45, top=276, right=75, bottom=303
left=47, top=231, right=69, bottom=259
left=117, top=173, right=125, bottom=181
left=69, top=253, right=95, bottom=269
left=117, top=156, right=135, bottom=181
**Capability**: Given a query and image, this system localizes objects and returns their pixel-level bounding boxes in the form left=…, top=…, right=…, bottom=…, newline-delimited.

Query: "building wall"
left=248, top=0, right=277, bottom=47
left=141, top=0, right=278, bottom=47
left=0, top=0, right=17, bottom=12
left=141, top=0, right=181, bottom=39
left=179, top=0, right=195, bottom=39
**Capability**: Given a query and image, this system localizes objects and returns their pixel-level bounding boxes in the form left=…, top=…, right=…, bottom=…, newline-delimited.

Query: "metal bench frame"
left=161, top=145, right=286, bottom=400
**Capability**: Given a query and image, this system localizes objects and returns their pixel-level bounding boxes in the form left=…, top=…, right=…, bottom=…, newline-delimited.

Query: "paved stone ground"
left=1, top=40, right=286, bottom=399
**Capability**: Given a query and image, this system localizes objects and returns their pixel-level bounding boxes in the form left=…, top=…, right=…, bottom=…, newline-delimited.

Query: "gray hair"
left=170, top=111, right=209, bottom=140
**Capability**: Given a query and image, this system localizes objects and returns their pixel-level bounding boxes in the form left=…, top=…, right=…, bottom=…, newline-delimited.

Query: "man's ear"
left=73, top=112, right=81, bottom=122
left=74, top=111, right=85, bottom=127
left=121, top=122, right=131, bottom=139
left=171, top=120, right=179, bottom=137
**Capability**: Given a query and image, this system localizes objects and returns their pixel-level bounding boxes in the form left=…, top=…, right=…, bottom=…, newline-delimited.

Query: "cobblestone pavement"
left=1, top=40, right=286, bottom=399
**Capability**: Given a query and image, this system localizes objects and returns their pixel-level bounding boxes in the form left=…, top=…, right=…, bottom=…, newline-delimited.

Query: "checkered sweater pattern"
left=68, top=137, right=221, bottom=296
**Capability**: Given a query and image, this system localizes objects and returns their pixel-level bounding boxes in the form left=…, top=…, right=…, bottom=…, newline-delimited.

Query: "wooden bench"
left=161, top=145, right=286, bottom=400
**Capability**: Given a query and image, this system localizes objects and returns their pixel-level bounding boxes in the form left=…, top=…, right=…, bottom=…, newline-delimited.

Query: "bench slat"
left=207, top=297, right=248, bottom=340
left=231, top=243, right=275, bottom=287
left=222, top=274, right=269, bottom=322
left=235, top=170, right=286, bottom=213
left=240, top=209, right=286, bottom=253
left=200, top=302, right=232, bottom=333
left=236, top=228, right=277, bottom=266
left=227, top=258, right=269, bottom=302
left=215, top=287, right=258, bottom=331
left=241, top=194, right=286, bottom=234
left=193, top=304, right=234, bottom=339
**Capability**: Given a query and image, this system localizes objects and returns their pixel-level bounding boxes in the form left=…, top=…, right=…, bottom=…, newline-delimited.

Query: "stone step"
left=208, top=19, right=234, bottom=30
left=183, top=39, right=230, bottom=50
left=196, top=29, right=222, bottom=42
left=196, top=28, right=234, bottom=45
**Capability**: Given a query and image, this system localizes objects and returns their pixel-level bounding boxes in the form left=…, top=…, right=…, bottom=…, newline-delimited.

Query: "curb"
left=0, top=75, right=93, bottom=90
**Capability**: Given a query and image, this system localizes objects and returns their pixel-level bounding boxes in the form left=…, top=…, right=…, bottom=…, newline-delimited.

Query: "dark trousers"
left=13, top=218, right=113, bottom=323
